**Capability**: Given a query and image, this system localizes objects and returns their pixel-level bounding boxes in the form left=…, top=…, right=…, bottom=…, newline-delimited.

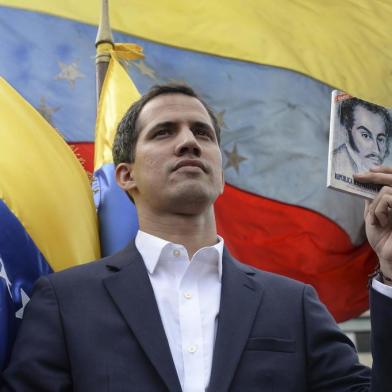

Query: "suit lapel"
left=208, top=250, right=264, bottom=392
left=102, top=243, right=182, bottom=392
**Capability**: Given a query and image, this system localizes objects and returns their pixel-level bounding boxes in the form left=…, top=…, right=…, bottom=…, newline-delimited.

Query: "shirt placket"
left=178, top=258, right=205, bottom=392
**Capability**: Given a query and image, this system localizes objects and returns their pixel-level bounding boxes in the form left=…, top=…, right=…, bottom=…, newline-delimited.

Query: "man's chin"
left=364, top=159, right=382, bottom=171
left=166, top=185, right=218, bottom=214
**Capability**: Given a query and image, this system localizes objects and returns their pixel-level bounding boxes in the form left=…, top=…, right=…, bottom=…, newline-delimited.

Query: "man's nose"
left=174, top=128, right=201, bottom=157
left=375, top=140, right=383, bottom=153
left=370, top=138, right=381, bottom=154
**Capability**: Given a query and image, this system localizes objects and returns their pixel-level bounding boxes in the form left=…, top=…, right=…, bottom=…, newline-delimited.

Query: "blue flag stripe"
left=93, top=164, right=139, bottom=257
left=0, top=199, right=52, bottom=369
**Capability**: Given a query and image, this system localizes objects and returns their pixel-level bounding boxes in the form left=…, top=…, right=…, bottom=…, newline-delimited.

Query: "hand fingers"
left=364, top=199, right=370, bottom=221
left=368, top=187, right=392, bottom=227
left=370, top=165, right=392, bottom=174
left=374, top=195, right=392, bottom=227
left=354, top=165, right=392, bottom=186
left=354, top=172, right=392, bottom=186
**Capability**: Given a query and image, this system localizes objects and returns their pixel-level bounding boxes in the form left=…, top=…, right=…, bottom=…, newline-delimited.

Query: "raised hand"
left=354, top=166, right=392, bottom=282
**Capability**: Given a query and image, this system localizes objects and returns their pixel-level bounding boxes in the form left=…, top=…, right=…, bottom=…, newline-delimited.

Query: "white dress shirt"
left=372, top=276, right=392, bottom=297
left=135, top=230, right=223, bottom=392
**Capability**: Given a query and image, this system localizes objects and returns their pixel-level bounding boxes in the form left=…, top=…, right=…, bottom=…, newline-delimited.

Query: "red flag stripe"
left=67, top=142, right=94, bottom=175
left=215, top=183, right=377, bottom=322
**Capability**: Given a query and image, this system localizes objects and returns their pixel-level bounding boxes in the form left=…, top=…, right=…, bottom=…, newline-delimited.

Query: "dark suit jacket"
left=1, top=242, right=391, bottom=391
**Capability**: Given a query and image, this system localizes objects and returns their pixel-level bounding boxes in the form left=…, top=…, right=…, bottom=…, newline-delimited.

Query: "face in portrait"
left=350, top=105, right=387, bottom=169
left=114, top=87, right=224, bottom=217
left=131, top=93, right=224, bottom=214
left=338, top=98, right=392, bottom=173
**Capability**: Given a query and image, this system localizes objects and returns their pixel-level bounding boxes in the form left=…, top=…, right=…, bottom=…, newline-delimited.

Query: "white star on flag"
left=15, top=288, right=30, bottom=319
left=0, top=257, right=12, bottom=298
left=55, top=61, right=85, bottom=88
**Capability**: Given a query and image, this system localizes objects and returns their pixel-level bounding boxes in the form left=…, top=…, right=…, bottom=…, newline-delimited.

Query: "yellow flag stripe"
left=94, top=45, right=142, bottom=170
left=1, top=1, right=392, bottom=105
left=0, top=78, right=100, bottom=270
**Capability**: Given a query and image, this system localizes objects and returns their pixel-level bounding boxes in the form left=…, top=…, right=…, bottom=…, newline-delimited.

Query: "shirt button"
left=184, top=292, right=192, bottom=299
left=173, top=249, right=180, bottom=257
left=188, top=345, right=197, bottom=353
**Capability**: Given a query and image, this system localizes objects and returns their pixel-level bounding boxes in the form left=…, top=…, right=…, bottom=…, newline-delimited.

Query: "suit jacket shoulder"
left=2, top=241, right=180, bottom=392
left=215, top=250, right=371, bottom=391
left=228, top=251, right=309, bottom=296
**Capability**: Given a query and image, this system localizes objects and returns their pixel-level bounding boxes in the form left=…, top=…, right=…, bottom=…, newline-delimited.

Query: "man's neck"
left=137, top=207, right=218, bottom=258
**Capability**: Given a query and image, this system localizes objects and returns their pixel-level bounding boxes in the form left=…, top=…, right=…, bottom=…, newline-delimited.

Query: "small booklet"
left=327, top=90, right=392, bottom=199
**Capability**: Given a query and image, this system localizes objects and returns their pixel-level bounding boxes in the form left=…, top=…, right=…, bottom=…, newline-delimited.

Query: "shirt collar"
left=135, top=230, right=224, bottom=280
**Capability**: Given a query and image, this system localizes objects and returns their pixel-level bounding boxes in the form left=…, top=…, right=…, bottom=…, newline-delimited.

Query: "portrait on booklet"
left=327, top=90, right=392, bottom=198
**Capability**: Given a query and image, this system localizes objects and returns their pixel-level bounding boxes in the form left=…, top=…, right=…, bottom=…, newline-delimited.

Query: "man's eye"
left=378, top=136, right=386, bottom=145
left=361, top=133, right=370, bottom=139
left=194, top=129, right=211, bottom=138
left=155, top=129, right=171, bottom=137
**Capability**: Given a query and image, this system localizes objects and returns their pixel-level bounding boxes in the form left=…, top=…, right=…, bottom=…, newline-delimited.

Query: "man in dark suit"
left=2, top=84, right=392, bottom=391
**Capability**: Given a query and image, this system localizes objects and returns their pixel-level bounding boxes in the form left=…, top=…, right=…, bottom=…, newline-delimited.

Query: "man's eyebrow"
left=192, top=121, right=214, bottom=130
left=154, top=121, right=176, bottom=128
left=147, top=120, right=214, bottom=132
left=357, top=125, right=386, bottom=137
left=147, top=121, right=176, bottom=133
left=357, top=126, right=371, bottom=134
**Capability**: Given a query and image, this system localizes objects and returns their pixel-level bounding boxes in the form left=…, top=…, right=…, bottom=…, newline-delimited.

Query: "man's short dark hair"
left=112, top=83, right=221, bottom=166
left=339, top=97, right=392, bottom=153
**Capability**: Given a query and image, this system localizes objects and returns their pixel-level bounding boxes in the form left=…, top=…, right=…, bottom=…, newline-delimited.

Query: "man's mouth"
left=173, top=159, right=207, bottom=172
left=365, top=154, right=382, bottom=164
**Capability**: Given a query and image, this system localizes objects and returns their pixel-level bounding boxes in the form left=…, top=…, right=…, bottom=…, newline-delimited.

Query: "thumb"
left=364, top=199, right=370, bottom=220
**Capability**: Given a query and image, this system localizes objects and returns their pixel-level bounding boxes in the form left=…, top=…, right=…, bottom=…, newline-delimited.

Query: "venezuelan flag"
left=1, top=1, right=391, bottom=323
left=94, top=44, right=142, bottom=256
left=0, top=78, right=99, bottom=369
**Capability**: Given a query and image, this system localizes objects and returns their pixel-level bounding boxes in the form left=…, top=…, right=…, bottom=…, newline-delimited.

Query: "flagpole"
left=95, top=0, right=114, bottom=103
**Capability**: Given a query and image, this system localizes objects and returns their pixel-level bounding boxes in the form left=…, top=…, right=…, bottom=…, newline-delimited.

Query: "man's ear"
left=115, top=163, right=136, bottom=194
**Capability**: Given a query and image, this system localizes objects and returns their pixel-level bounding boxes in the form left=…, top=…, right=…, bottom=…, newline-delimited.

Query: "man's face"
left=121, top=93, right=224, bottom=215
left=349, top=105, right=388, bottom=169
